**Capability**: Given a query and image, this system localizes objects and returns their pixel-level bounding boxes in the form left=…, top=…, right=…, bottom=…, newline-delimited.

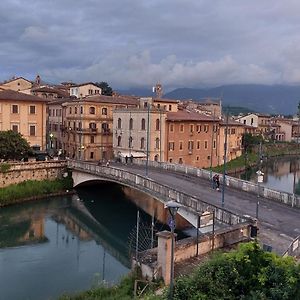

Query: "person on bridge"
left=125, top=155, right=128, bottom=164
left=213, top=174, right=220, bottom=191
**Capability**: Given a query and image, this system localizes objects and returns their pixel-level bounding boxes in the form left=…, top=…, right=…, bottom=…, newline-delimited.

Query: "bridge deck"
left=71, top=161, right=300, bottom=255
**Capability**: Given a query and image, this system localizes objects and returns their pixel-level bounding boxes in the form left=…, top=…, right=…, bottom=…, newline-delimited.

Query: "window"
left=197, top=125, right=201, bottom=132
left=90, top=152, right=94, bottom=159
left=90, top=136, right=95, bottom=143
left=29, top=105, right=36, bottom=114
left=168, top=142, right=175, bottom=151
left=69, top=107, right=72, bottom=114
left=129, top=136, right=133, bottom=148
left=12, top=105, right=18, bottom=114
left=75, top=107, right=78, bottom=114
left=188, top=141, right=194, bottom=151
left=12, top=124, right=18, bottom=132
left=118, top=118, right=122, bottom=129
left=179, top=158, right=183, bottom=164
left=117, top=136, right=122, bottom=147
left=102, top=107, right=107, bottom=115
left=29, top=125, right=36, bottom=136
left=155, top=138, right=160, bottom=149
left=180, top=124, right=184, bottom=133
left=169, top=124, right=174, bottom=132
left=169, top=105, right=172, bottom=111
left=129, top=118, right=133, bottom=130
left=141, top=118, right=146, bottom=130
left=204, top=125, right=208, bottom=132
left=156, top=119, right=160, bottom=131
left=197, top=141, right=200, bottom=149
left=140, top=137, right=145, bottom=149
left=190, top=124, right=194, bottom=133
left=204, top=141, right=208, bottom=149
left=80, top=106, right=83, bottom=114
left=169, top=158, right=173, bottom=163
left=213, top=140, right=216, bottom=149
left=89, top=107, right=95, bottom=114
left=196, top=156, right=199, bottom=161
left=231, top=128, right=236, bottom=134
left=179, top=141, right=183, bottom=150
left=88, top=89, right=93, bottom=95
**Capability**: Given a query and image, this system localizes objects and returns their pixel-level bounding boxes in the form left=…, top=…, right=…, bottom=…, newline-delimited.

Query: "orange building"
left=166, top=110, right=219, bottom=168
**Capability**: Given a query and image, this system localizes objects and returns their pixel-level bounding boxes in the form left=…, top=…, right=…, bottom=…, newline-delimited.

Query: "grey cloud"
left=1, top=0, right=300, bottom=89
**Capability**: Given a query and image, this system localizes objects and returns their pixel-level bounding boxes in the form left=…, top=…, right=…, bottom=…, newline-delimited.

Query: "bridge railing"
left=69, top=160, right=252, bottom=227
left=133, top=160, right=300, bottom=208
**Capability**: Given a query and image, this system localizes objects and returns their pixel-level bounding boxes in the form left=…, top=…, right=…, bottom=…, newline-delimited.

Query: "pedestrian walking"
left=212, top=174, right=220, bottom=190
left=125, top=155, right=128, bottom=164
left=130, top=154, right=133, bottom=164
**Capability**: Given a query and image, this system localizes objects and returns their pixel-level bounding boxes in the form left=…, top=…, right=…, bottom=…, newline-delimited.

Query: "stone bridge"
left=67, top=159, right=300, bottom=255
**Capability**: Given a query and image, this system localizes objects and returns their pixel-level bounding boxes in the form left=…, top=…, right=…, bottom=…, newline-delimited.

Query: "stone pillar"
left=156, top=230, right=177, bottom=285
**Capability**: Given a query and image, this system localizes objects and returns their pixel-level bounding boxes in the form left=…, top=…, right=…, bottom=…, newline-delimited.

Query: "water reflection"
left=0, top=182, right=189, bottom=300
left=236, top=156, right=300, bottom=194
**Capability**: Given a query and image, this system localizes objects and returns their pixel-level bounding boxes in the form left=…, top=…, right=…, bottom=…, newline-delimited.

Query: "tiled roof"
left=154, top=98, right=179, bottom=103
left=32, top=86, right=69, bottom=97
left=70, top=82, right=99, bottom=88
left=0, top=89, right=48, bottom=102
left=167, top=110, right=215, bottom=122
left=78, top=94, right=139, bottom=105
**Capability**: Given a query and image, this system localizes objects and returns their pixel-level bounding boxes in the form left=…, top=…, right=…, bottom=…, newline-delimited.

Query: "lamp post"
left=166, top=200, right=181, bottom=300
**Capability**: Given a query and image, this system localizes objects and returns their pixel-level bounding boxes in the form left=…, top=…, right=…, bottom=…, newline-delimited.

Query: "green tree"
left=94, top=81, right=113, bottom=96
left=0, top=130, right=32, bottom=160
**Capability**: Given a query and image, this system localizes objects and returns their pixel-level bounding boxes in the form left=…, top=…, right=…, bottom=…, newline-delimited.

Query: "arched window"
left=74, top=107, right=78, bottom=114
left=118, top=118, right=122, bottom=129
left=154, top=154, right=159, bottom=162
left=156, top=118, right=160, bottom=131
left=117, top=136, right=122, bottom=147
left=129, top=118, right=133, bottom=130
left=89, top=107, right=96, bottom=114
left=102, top=107, right=107, bottom=115
left=129, top=136, right=133, bottom=148
left=102, top=122, right=109, bottom=133
left=155, top=138, right=160, bottom=149
left=141, top=118, right=146, bottom=130
left=140, top=137, right=145, bottom=149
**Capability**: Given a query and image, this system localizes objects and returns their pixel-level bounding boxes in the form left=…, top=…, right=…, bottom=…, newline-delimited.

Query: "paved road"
left=110, top=162, right=300, bottom=255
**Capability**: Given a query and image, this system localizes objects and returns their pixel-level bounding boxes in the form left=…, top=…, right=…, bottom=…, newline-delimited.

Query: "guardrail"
left=68, top=160, right=253, bottom=227
left=282, top=235, right=300, bottom=258
left=133, top=160, right=300, bottom=208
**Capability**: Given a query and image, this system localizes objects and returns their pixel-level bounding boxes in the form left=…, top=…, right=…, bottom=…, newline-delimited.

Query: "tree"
left=0, top=130, right=32, bottom=160
left=94, top=81, right=113, bottom=96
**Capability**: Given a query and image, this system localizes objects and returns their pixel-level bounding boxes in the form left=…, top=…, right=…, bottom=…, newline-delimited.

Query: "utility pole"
left=221, top=110, right=228, bottom=208
left=146, top=103, right=150, bottom=176
left=210, top=109, right=216, bottom=186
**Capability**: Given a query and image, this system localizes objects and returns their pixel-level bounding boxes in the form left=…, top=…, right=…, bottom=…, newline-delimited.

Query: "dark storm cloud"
left=1, top=0, right=300, bottom=88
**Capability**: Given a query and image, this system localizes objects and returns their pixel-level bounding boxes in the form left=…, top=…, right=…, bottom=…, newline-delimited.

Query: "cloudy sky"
left=1, top=0, right=300, bottom=90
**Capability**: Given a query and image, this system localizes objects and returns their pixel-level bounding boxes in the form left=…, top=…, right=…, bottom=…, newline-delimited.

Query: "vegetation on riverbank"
left=0, top=175, right=73, bottom=206
left=58, top=242, right=300, bottom=300
left=211, top=140, right=300, bottom=174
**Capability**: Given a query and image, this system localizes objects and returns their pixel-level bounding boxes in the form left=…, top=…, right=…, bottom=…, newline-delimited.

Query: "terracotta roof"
left=219, top=119, right=245, bottom=126
left=76, top=94, right=139, bottom=105
left=154, top=98, right=179, bottom=103
left=32, top=86, right=69, bottom=97
left=167, top=110, right=216, bottom=122
left=70, top=82, right=99, bottom=88
left=0, top=89, right=48, bottom=102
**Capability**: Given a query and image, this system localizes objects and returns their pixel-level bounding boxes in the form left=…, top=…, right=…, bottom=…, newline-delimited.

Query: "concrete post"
left=156, top=230, right=177, bottom=285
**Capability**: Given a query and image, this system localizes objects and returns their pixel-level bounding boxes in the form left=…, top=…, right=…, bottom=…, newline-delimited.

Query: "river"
left=0, top=183, right=181, bottom=300
left=232, top=156, right=300, bottom=195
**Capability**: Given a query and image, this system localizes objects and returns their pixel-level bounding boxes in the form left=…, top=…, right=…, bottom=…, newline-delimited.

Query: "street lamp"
left=166, top=200, right=181, bottom=300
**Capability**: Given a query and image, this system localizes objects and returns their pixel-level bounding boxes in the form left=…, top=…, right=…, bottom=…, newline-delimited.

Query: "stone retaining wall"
left=0, top=161, right=67, bottom=188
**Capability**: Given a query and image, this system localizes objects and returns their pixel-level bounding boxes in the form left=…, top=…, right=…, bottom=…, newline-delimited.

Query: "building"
left=0, top=89, right=48, bottom=150
left=166, top=110, right=220, bottom=167
left=69, top=83, right=102, bottom=98
left=113, top=98, right=168, bottom=162
left=0, top=77, right=33, bottom=92
left=61, top=94, right=138, bottom=160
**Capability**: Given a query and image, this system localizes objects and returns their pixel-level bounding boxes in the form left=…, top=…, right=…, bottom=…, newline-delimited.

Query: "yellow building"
left=0, top=89, right=48, bottom=150
left=0, top=77, right=33, bottom=92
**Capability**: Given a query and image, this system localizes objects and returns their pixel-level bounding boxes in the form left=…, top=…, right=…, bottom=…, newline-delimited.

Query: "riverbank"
left=211, top=142, right=300, bottom=174
left=0, top=176, right=73, bottom=207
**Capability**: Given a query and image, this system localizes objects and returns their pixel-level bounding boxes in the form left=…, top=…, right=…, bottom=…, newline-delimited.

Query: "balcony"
left=102, top=129, right=112, bottom=135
